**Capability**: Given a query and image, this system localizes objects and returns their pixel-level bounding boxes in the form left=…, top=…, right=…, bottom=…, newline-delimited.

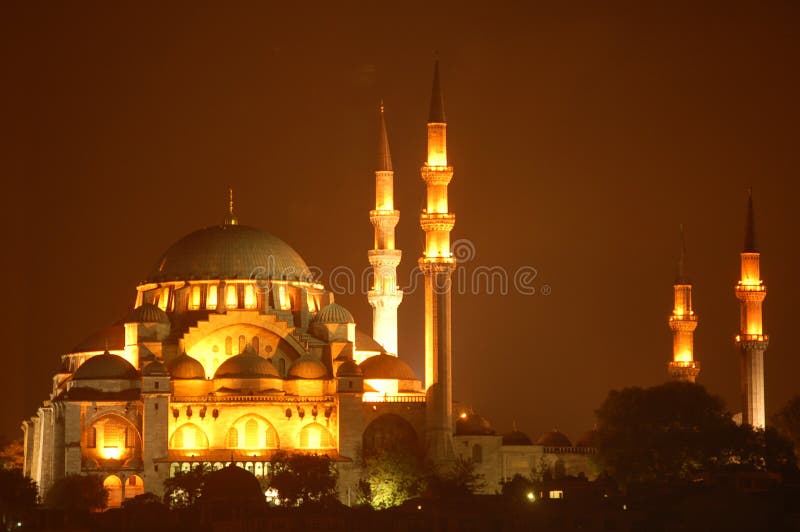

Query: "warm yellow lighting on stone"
left=207, top=283, right=218, bottom=309
left=102, top=446, right=120, bottom=460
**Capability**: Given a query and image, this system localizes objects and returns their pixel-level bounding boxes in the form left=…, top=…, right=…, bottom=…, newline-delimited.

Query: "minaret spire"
left=668, top=225, right=699, bottom=382
left=736, top=189, right=768, bottom=428
left=368, top=101, right=403, bottom=356
left=744, top=187, right=757, bottom=252
left=224, top=187, right=238, bottom=225
left=420, top=60, right=456, bottom=464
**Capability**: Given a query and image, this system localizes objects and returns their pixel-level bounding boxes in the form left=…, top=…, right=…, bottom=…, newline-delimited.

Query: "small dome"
left=142, top=360, right=167, bottom=377
left=313, top=303, right=354, bottom=324
left=456, top=412, right=495, bottom=436
left=126, top=303, right=169, bottom=324
left=336, top=360, right=362, bottom=377
left=73, top=352, right=138, bottom=381
left=502, top=430, right=533, bottom=446
left=201, top=464, right=263, bottom=503
left=359, top=354, right=417, bottom=381
left=214, top=351, right=279, bottom=379
left=575, top=428, right=599, bottom=448
left=536, top=429, right=572, bottom=448
left=288, top=355, right=328, bottom=379
left=166, top=353, right=206, bottom=380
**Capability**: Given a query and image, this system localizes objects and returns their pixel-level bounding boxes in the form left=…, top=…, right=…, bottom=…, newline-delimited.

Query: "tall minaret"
left=368, top=102, right=403, bottom=356
left=735, top=190, right=768, bottom=428
left=420, top=61, right=456, bottom=463
left=667, top=226, right=700, bottom=382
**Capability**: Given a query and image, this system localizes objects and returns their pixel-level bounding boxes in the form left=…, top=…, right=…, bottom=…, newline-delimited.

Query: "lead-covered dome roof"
left=166, top=353, right=206, bottom=380
left=288, top=355, right=328, bottom=379
left=536, top=429, right=572, bottom=447
left=126, top=303, right=169, bottom=324
left=456, top=412, right=495, bottom=436
left=73, top=351, right=138, bottom=381
left=214, top=351, right=279, bottom=379
left=145, top=224, right=310, bottom=283
left=313, top=303, right=354, bottom=324
left=359, top=354, right=417, bottom=380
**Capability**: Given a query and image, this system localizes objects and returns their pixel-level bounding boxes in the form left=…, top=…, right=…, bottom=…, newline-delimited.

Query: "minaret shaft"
left=368, top=104, right=402, bottom=356
left=668, top=228, right=699, bottom=382
left=735, top=192, right=768, bottom=428
left=420, top=61, right=455, bottom=463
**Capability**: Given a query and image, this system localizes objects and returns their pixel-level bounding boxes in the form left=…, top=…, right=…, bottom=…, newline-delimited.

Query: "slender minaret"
left=667, top=226, right=700, bottom=382
left=224, top=187, right=238, bottom=225
left=368, top=102, right=403, bottom=356
left=735, top=190, right=768, bottom=428
left=420, top=61, right=456, bottom=463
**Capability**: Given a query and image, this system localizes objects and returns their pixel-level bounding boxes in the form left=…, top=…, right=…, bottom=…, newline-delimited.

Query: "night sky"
left=6, top=3, right=799, bottom=444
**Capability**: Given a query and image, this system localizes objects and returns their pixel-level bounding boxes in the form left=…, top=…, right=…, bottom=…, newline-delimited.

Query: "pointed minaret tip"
left=224, top=187, right=239, bottom=225
left=676, top=224, right=690, bottom=284
left=428, top=60, right=446, bottom=123
left=377, top=100, right=393, bottom=172
left=744, top=187, right=757, bottom=252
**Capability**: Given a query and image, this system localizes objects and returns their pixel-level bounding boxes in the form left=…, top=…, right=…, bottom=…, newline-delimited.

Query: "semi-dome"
left=166, top=353, right=206, bottom=380
left=214, top=351, right=279, bottom=379
left=336, top=360, right=362, bottom=377
left=73, top=351, right=138, bottom=381
left=313, top=303, right=354, bottom=324
left=575, top=428, right=599, bottom=448
left=288, top=355, right=328, bottom=379
left=142, top=360, right=167, bottom=377
left=201, top=464, right=263, bottom=503
left=456, top=412, right=495, bottom=436
left=126, top=303, right=169, bottom=324
left=536, top=429, right=572, bottom=447
left=145, top=224, right=310, bottom=283
left=359, top=354, right=417, bottom=381
left=502, top=430, right=534, bottom=446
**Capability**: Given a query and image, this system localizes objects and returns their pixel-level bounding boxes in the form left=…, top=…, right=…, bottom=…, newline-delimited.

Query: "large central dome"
left=145, top=224, right=311, bottom=283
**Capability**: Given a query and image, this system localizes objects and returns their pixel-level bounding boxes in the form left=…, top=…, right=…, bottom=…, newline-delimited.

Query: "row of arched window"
left=170, top=418, right=334, bottom=451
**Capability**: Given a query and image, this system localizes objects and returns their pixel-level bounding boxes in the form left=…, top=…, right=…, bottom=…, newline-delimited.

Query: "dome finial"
left=224, top=187, right=239, bottom=225
left=377, top=100, right=393, bottom=171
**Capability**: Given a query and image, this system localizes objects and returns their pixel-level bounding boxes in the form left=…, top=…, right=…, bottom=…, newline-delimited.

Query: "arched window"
left=472, top=444, right=483, bottom=464
left=87, top=427, right=97, bottom=448
left=225, top=337, right=232, bottom=356
left=265, top=426, right=279, bottom=449
left=226, top=284, right=237, bottom=309
left=245, top=419, right=258, bottom=448
left=252, top=336, right=260, bottom=353
left=190, top=285, right=201, bottom=310
left=298, top=423, right=334, bottom=449
left=226, top=427, right=239, bottom=448
left=207, top=284, right=218, bottom=310
left=244, top=284, right=257, bottom=309
left=238, top=335, right=246, bottom=354
left=170, top=424, right=209, bottom=450
left=158, top=287, right=170, bottom=311
left=104, top=475, right=123, bottom=508
left=124, top=475, right=144, bottom=500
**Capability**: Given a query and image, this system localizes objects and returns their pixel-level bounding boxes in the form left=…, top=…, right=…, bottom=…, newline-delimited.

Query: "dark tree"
left=120, top=492, right=171, bottom=531
left=162, top=465, right=208, bottom=509
left=0, top=439, right=24, bottom=471
left=0, top=469, right=37, bottom=531
left=773, top=395, right=800, bottom=460
left=427, top=457, right=486, bottom=499
left=269, top=452, right=338, bottom=506
left=500, top=473, right=535, bottom=503
left=593, top=381, right=793, bottom=485
left=46, top=474, right=107, bottom=518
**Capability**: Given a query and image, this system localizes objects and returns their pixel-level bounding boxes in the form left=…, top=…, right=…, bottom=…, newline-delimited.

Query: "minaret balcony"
left=369, top=210, right=400, bottom=231
left=420, top=212, right=456, bottom=232
left=421, top=165, right=454, bottom=185
left=735, top=284, right=766, bottom=302
left=736, top=333, right=769, bottom=343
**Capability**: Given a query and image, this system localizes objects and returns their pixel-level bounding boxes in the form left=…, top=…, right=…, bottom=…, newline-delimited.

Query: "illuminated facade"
left=735, top=191, right=768, bottom=429
left=667, top=226, right=700, bottom=382
left=22, top=62, right=597, bottom=506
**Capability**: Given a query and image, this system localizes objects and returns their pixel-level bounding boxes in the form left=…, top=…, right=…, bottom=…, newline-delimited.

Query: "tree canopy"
left=162, top=465, right=208, bottom=509
left=269, top=452, right=338, bottom=507
left=46, top=474, right=107, bottom=515
left=593, top=381, right=796, bottom=485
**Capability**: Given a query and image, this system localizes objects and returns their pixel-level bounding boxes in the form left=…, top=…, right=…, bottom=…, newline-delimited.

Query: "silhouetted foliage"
left=46, top=474, right=107, bottom=517
left=269, top=452, right=338, bottom=506
left=0, top=468, right=37, bottom=531
left=774, top=395, right=800, bottom=460
left=162, top=465, right=208, bottom=509
left=594, top=381, right=796, bottom=485
left=120, top=492, right=171, bottom=530
left=427, top=457, right=486, bottom=498
left=500, top=473, right=535, bottom=503
left=0, top=439, right=24, bottom=471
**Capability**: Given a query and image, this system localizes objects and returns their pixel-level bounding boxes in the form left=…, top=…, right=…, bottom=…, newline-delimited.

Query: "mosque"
left=21, top=62, right=766, bottom=507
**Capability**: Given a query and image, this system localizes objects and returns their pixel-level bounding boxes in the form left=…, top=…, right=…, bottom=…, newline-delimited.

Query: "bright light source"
left=526, top=491, right=535, bottom=502
left=459, top=412, right=468, bottom=419
left=102, top=447, right=120, bottom=459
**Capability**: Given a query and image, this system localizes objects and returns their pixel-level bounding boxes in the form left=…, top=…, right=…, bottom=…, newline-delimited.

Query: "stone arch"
left=170, top=423, right=210, bottom=450
left=85, top=413, right=142, bottom=463
left=298, top=422, right=335, bottom=449
left=362, top=414, right=419, bottom=458
left=226, top=414, right=279, bottom=449
left=104, top=475, right=123, bottom=508
left=124, top=474, right=144, bottom=500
